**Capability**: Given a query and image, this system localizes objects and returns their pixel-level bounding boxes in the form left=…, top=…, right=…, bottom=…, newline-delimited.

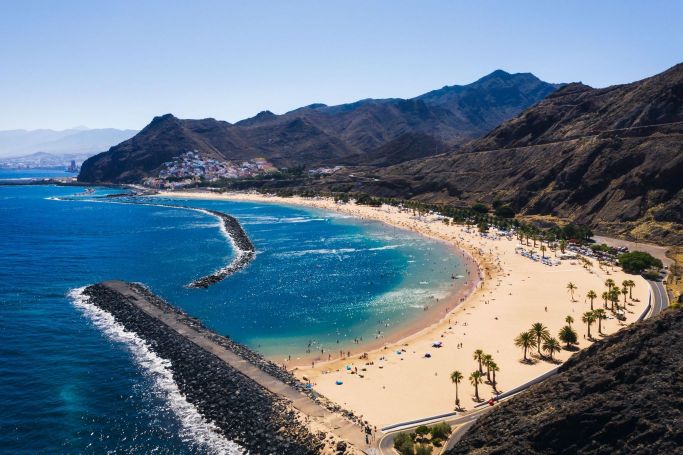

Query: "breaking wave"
left=69, top=287, right=244, bottom=455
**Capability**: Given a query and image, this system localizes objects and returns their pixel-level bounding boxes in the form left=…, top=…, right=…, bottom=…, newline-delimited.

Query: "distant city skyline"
left=1, top=0, right=681, bottom=130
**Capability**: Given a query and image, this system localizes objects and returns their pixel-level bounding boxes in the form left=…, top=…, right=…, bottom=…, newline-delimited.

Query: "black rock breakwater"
left=118, top=281, right=366, bottom=426
left=188, top=209, right=256, bottom=288
left=83, top=282, right=326, bottom=454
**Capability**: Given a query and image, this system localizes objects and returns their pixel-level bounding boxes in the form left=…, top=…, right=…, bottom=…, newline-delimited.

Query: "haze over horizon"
left=1, top=0, right=682, bottom=130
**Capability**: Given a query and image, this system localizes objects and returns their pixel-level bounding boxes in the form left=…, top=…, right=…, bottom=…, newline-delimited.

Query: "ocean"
left=0, top=179, right=468, bottom=453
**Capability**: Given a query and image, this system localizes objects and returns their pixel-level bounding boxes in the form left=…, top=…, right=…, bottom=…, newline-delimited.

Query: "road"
left=648, top=279, right=669, bottom=316
left=377, top=407, right=493, bottom=454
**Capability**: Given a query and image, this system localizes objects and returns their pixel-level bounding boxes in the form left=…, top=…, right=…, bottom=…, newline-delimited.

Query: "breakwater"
left=81, top=281, right=366, bottom=454
left=53, top=192, right=257, bottom=289
left=187, top=209, right=256, bottom=288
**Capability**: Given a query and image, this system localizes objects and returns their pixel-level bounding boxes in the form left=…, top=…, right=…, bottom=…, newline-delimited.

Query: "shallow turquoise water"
left=0, top=183, right=467, bottom=453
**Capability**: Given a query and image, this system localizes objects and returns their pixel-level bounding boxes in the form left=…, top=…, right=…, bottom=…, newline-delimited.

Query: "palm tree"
left=450, top=370, right=463, bottom=409
left=587, top=290, right=597, bottom=310
left=625, top=280, right=636, bottom=299
left=622, top=287, right=629, bottom=305
left=565, top=315, right=574, bottom=326
left=559, top=239, right=566, bottom=254
left=469, top=371, right=483, bottom=401
left=582, top=311, right=596, bottom=339
left=489, top=361, right=500, bottom=391
left=559, top=325, right=578, bottom=348
left=594, top=309, right=607, bottom=334
left=473, top=349, right=484, bottom=374
left=605, top=279, right=615, bottom=293
left=514, top=331, right=537, bottom=361
left=610, top=288, right=620, bottom=311
left=530, top=323, right=550, bottom=356
left=540, top=244, right=547, bottom=258
left=542, top=337, right=561, bottom=361
left=601, top=291, right=609, bottom=309
left=567, top=282, right=578, bottom=301
left=482, top=354, right=493, bottom=382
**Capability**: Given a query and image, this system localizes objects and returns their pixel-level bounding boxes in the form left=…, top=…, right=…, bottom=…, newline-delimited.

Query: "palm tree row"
left=266, top=188, right=595, bottom=245
left=515, top=323, right=562, bottom=362
left=451, top=349, right=501, bottom=406
left=582, top=309, right=607, bottom=339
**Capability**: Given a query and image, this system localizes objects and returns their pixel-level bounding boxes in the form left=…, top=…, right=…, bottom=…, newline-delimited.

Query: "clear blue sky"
left=1, top=0, right=681, bottom=130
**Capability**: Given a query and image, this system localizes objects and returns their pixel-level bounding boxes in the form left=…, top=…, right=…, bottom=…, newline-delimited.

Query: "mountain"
left=446, top=308, right=683, bottom=454
left=364, top=63, right=683, bottom=244
left=0, top=127, right=138, bottom=158
left=0, top=151, right=95, bottom=169
left=78, top=70, right=558, bottom=182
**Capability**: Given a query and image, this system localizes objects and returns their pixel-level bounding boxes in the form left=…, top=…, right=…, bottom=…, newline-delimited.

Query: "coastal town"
left=142, top=151, right=277, bottom=189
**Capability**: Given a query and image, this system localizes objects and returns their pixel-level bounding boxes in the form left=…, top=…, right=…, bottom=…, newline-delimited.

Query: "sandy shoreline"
left=155, top=190, right=651, bottom=426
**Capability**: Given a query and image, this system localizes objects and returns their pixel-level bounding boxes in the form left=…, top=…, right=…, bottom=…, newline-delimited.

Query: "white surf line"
left=69, top=287, right=244, bottom=455
left=48, top=195, right=255, bottom=288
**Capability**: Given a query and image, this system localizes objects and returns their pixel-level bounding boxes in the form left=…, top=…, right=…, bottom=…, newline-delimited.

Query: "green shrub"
left=416, top=444, right=433, bottom=455
left=415, top=425, right=431, bottom=435
left=618, top=251, right=663, bottom=274
left=471, top=203, right=489, bottom=214
left=430, top=422, right=452, bottom=439
left=494, top=205, right=515, bottom=218
left=394, top=432, right=415, bottom=455
left=559, top=325, right=578, bottom=346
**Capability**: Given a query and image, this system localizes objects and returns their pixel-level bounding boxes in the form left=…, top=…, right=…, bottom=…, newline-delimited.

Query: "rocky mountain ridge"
left=78, top=70, right=558, bottom=182
left=358, top=63, right=683, bottom=244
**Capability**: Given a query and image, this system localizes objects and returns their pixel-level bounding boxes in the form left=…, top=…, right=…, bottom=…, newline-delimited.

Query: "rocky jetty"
left=83, top=282, right=331, bottom=454
left=125, top=281, right=367, bottom=426
left=84, top=282, right=366, bottom=454
left=188, top=209, right=256, bottom=288
left=447, top=308, right=683, bottom=454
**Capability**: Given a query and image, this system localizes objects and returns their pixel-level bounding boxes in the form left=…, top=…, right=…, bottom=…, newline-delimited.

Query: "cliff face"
left=78, top=71, right=557, bottom=183
left=447, top=309, right=683, bottom=455
left=368, top=63, right=683, bottom=244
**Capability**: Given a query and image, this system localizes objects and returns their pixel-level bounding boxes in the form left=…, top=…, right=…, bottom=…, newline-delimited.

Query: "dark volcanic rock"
left=187, top=209, right=256, bottom=288
left=446, top=309, right=683, bottom=455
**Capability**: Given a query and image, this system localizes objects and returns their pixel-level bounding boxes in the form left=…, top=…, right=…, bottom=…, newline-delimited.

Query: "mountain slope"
left=447, top=309, right=683, bottom=454
left=367, top=63, right=683, bottom=244
left=79, top=70, right=558, bottom=183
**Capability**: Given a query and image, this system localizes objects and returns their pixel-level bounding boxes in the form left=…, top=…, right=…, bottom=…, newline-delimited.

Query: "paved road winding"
left=648, top=279, right=669, bottom=316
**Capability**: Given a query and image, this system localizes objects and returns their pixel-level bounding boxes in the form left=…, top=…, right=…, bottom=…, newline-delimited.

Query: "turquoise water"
left=0, top=183, right=467, bottom=453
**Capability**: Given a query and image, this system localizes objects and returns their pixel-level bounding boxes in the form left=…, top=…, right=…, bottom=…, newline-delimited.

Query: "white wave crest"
left=69, top=287, right=244, bottom=455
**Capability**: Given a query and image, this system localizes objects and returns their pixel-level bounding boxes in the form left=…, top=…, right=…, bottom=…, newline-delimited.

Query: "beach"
left=157, top=190, right=651, bottom=427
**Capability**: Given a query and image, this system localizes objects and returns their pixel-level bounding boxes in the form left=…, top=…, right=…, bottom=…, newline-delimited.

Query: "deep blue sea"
left=0, top=177, right=466, bottom=453
left=0, top=168, right=73, bottom=181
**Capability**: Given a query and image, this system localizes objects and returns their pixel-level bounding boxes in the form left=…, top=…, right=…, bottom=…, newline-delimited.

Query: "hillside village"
left=143, top=151, right=277, bottom=188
